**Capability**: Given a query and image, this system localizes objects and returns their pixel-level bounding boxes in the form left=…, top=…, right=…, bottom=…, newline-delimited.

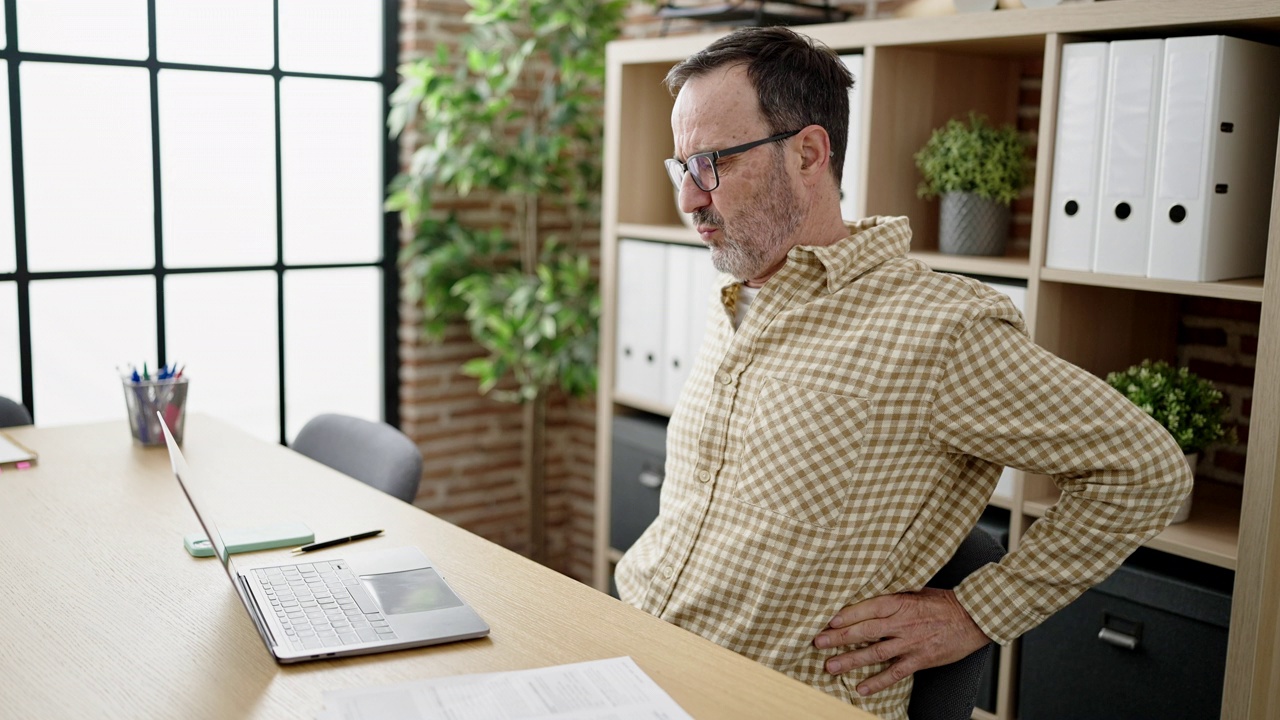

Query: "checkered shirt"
left=614, top=216, right=1192, bottom=720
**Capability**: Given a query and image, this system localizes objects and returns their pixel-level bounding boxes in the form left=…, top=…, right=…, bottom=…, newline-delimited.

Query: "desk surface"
left=0, top=415, right=872, bottom=719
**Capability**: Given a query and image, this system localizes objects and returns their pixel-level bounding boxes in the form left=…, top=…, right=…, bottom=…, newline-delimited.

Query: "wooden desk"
left=0, top=415, right=872, bottom=719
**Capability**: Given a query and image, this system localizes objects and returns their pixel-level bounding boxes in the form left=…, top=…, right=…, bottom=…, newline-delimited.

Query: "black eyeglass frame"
left=664, top=129, right=802, bottom=193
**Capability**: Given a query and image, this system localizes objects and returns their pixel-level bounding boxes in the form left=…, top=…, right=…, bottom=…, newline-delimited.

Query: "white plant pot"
left=1171, top=453, right=1198, bottom=524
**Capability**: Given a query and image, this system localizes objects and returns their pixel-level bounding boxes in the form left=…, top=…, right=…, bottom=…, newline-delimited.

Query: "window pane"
left=30, top=276, right=156, bottom=427
left=283, top=268, right=380, bottom=441
left=0, top=282, right=18, bottom=401
left=17, top=0, right=148, bottom=60
left=279, top=0, right=382, bottom=77
left=22, top=63, right=153, bottom=272
left=280, top=78, right=382, bottom=265
left=166, top=271, right=278, bottom=442
left=160, top=71, right=276, bottom=268
left=156, top=0, right=274, bottom=70
left=0, top=67, right=13, bottom=274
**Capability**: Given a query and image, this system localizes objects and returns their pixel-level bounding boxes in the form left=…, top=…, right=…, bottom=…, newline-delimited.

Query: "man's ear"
left=796, top=125, right=831, bottom=179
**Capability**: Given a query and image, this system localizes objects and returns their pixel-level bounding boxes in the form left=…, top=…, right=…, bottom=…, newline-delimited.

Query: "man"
left=613, top=26, right=1191, bottom=720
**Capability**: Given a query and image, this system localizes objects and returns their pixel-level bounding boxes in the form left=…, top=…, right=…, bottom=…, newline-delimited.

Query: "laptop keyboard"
left=253, top=560, right=398, bottom=651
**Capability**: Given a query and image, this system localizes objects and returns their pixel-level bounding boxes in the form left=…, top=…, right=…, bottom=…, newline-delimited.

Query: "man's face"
left=671, top=65, right=803, bottom=283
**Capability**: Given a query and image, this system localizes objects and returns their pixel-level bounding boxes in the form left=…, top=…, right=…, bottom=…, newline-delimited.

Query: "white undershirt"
left=734, top=283, right=759, bottom=329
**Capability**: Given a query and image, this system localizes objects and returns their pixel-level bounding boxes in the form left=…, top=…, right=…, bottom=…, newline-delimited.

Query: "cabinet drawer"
left=609, top=415, right=667, bottom=552
left=1019, top=555, right=1231, bottom=719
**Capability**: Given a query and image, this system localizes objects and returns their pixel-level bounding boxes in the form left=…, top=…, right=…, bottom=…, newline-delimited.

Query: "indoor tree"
left=388, top=0, right=627, bottom=562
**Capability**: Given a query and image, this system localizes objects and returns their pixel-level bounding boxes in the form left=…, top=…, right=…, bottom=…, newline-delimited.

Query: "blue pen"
left=131, top=366, right=140, bottom=383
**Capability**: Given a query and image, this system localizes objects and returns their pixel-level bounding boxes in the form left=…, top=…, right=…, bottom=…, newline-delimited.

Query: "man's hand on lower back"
left=811, top=588, right=992, bottom=697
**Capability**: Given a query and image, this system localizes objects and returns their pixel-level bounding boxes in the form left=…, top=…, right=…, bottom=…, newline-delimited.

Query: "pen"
left=291, top=529, right=383, bottom=554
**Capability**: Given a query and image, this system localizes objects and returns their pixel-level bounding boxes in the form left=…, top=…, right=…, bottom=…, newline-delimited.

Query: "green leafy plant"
left=1105, top=360, right=1237, bottom=455
left=455, top=242, right=600, bottom=403
left=388, top=0, right=625, bottom=402
left=914, top=112, right=1030, bottom=205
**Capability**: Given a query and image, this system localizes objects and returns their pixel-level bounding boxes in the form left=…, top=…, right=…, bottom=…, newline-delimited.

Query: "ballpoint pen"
left=291, top=529, right=383, bottom=554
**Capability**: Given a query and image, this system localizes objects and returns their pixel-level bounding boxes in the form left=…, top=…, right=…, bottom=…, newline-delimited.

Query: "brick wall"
left=1178, top=298, right=1258, bottom=489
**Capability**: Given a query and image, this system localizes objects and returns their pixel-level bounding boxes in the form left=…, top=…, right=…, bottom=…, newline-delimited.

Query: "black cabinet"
left=1019, top=550, right=1233, bottom=719
left=609, top=414, right=667, bottom=553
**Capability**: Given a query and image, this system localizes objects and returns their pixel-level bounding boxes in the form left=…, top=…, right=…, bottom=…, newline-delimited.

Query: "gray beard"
left=696, top=157, right=804, bottom=281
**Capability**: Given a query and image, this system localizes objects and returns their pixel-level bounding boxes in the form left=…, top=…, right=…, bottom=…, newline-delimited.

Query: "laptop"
left=158, top=413, right=490, bottom=663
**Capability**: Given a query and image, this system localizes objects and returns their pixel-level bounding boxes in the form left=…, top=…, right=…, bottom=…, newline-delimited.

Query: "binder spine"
left=1147, top=36, right=1220, bottom=282
left=1046, top=42, right=1110, bottom=271
left=1093, top=39, right=1164, bottom=277
left=1148, top=36, right=1280, bottom=282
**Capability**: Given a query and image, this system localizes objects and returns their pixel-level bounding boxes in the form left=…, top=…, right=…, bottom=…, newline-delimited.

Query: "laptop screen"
left=158, top=413, right=233, bottom=576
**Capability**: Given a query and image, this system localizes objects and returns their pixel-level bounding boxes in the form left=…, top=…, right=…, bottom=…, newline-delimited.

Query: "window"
left=0, top=0, right=398, bottom=442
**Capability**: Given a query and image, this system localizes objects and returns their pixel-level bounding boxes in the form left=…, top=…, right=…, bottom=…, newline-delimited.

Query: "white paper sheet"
left=0, top=433, right=35, bottom=465
left=318, top=656, right=693, bottom=720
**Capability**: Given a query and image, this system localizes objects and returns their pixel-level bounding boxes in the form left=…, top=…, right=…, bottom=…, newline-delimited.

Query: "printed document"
left=316, top=656, right=693, bottom=720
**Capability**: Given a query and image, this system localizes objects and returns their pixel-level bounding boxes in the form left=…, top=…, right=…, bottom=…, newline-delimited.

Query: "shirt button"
left=719, top=373, right=733, bottom=385
left=697, top=470, right=711, bottom=483
left=661, top=566, right=673, bottom=579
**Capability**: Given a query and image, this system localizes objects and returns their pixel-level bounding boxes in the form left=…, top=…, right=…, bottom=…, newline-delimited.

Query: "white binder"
left=839, top=53, right=865, bottom=222
left=1093, top=39, right=1164, bottom=277
left=1045, top=42, right=1110, bottom=271
left=1147, top=35, right=1280, bottom=282
left=661, top=246, right=694, bottom=410
left=615, top=239, right=667, bottom=404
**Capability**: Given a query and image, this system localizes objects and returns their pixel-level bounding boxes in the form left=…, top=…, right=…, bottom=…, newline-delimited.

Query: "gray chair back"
left=291, top=413, right=422, bottom=504
left=907, top=525, right=1007, bottom=720
left=0, top=395, right=32, bottom=428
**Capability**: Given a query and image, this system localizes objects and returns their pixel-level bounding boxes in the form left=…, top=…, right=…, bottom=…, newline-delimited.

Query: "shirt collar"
left=794, top=215, right=913, bottom=294
left=711, top=215, right=914, bottom=302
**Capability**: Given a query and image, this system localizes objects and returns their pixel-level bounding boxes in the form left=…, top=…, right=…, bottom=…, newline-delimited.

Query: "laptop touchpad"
left=359, top=568, right=464, bottom=615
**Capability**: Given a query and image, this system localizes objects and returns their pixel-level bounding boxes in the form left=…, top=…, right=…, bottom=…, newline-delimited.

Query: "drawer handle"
left=1097, top=627, right=1139, bottom=651
left=638, top=471, right=663, bottom=489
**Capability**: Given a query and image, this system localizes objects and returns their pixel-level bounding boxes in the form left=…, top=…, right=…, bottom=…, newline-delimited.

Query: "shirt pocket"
left=734, top=377, right=870, bottom=528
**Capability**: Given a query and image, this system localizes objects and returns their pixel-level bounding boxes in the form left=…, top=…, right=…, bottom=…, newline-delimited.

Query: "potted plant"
left=1105, top=360, right=1237, bottom=523
left=914, top=112, right=1030, bottom=255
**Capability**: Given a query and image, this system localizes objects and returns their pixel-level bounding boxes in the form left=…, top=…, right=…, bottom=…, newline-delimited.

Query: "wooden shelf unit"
left=595, top=2, right=1280, bottom=718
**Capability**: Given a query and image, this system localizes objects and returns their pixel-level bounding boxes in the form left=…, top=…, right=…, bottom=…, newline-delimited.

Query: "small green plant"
left=914, top=112, right=1030, bottom=205
left=1105, top=360, right=1237, bottom=455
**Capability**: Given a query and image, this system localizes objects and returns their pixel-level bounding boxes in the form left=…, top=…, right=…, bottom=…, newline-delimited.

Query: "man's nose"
left=677, top=172, right=711, bottom=215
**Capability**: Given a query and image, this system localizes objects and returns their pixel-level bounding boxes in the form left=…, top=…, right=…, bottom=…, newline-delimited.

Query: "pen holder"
left=121, top=376, right=189, bottom=446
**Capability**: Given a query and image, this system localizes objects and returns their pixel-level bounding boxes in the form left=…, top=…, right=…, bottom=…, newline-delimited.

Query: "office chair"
left=291, top=413, right=423, bottom=504
left=907, top=525, right=1007, bottom=720
left=0, top=395, right=32, bottom=427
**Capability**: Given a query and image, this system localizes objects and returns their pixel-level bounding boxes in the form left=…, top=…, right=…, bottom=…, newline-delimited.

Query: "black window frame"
left=0, top=0, right=401, bottom=442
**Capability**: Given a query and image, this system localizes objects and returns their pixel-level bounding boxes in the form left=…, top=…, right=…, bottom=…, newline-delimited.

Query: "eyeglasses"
left=664, top=129, right=801, bottom=193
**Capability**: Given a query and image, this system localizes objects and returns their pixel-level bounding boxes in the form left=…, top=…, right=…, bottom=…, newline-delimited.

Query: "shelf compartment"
left=614, top=63, right=682, bottom=228
left=863, top=41, right=1040, bottom=254
left=1039, top=267, right=1264, bottom=303
left=1023, top=481, right=1240, bottom=570
left=1032, top=281, right=1181, bottom=379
